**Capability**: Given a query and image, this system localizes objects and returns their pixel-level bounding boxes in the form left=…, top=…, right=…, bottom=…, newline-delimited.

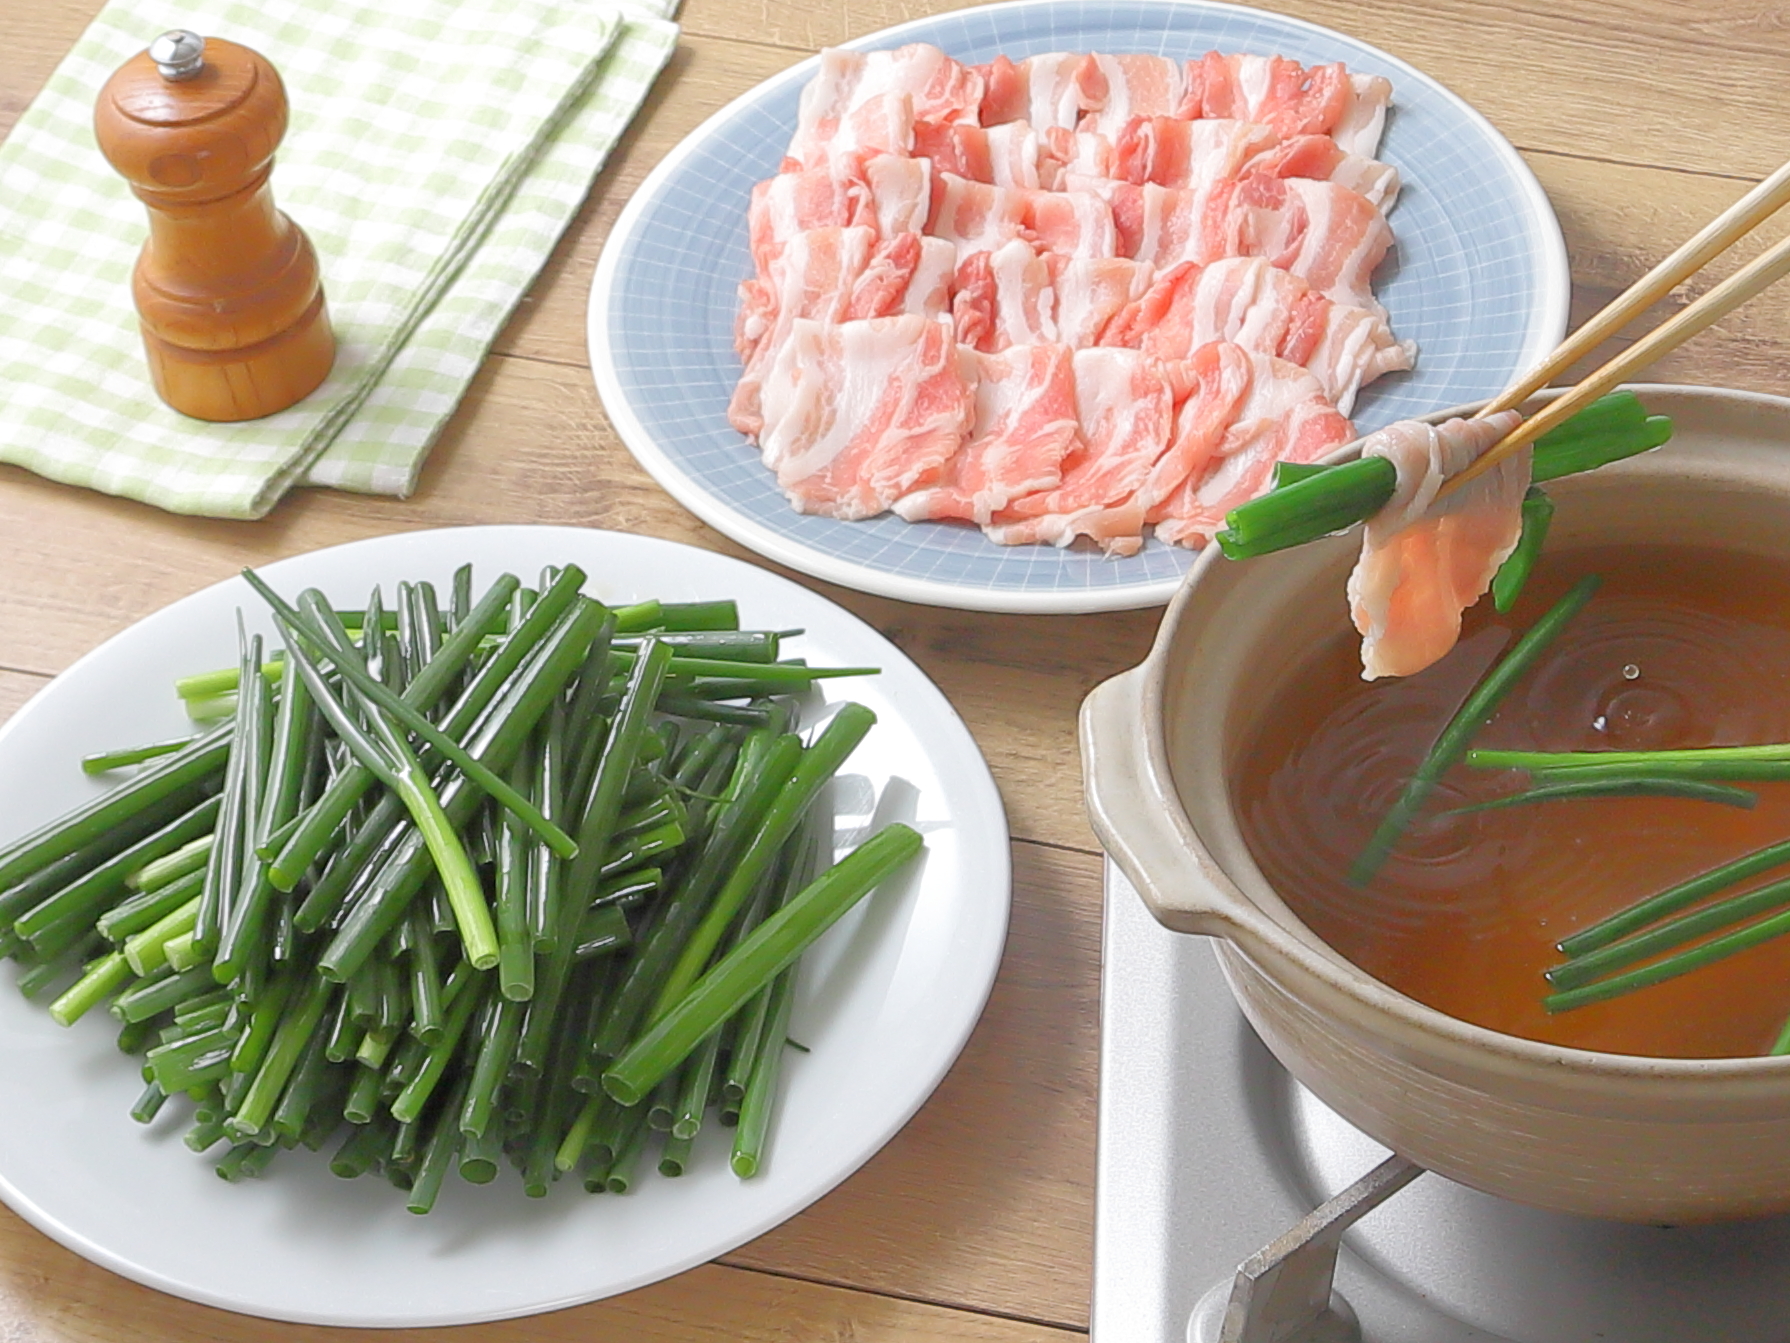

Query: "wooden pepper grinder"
left=94, top=30, right=334, bottom=422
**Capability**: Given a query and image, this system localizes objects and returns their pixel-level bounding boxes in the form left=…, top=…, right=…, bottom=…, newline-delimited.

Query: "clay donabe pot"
left=1080, top=385, right=1790, bottom=1222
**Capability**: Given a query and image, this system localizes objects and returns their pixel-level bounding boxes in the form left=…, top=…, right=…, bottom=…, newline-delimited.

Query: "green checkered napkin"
left=0, top=0, right=678, bottom=519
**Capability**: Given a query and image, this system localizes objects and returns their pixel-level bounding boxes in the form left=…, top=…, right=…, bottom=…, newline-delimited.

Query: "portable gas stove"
left=1092, top=864, right=1790, bottom=1343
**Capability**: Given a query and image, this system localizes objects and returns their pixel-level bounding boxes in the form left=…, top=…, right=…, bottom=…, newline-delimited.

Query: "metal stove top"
left=1093, top=863, right=1790, bottom=1343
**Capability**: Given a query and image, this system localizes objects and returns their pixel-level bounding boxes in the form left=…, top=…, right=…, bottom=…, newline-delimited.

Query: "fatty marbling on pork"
left=730, top=42, right=1411, bottom=555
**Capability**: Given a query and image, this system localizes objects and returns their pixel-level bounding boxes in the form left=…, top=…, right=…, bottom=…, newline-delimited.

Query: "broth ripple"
left=1237, top=544, right=1790, bottom=1057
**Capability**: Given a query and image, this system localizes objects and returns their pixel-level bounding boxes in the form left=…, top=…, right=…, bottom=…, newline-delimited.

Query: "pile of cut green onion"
left=0, top=563, right=922, bottom=1208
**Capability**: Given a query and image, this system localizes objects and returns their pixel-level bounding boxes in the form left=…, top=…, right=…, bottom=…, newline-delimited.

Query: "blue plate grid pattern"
left=590, top=0, right=1569, bottom=612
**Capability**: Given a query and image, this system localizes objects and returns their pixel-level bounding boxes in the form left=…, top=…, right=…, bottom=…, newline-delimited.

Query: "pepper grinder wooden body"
left=94, top=31, right=334, bottom=422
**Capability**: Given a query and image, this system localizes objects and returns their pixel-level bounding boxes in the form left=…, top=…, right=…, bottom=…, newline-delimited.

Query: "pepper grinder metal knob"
left=93, top=31, right=335, bottom=422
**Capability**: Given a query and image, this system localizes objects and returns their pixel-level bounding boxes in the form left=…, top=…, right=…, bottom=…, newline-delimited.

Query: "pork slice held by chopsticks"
left=1346, top=410, right=1526, bottom=680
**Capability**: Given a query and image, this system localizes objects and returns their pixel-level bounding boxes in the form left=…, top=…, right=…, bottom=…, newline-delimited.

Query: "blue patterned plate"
left=588, top=0, right=1569, bottom=613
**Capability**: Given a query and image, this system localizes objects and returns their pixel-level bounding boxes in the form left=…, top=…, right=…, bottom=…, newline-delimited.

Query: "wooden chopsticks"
left=1441, top=158, right=1790, bottom=495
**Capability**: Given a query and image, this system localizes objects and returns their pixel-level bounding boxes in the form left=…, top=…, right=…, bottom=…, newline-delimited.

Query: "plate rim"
left=0, top=522, right=1012, bottom=1327
left=587, top=0, right=1571, bottom=615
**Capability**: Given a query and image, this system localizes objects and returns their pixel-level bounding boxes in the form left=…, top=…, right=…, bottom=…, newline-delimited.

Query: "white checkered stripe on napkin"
left=0, top=0, right=677, bottom=519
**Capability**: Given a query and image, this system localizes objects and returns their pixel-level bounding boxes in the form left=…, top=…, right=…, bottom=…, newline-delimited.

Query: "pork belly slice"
left=1050, top=255, right=1156, bottom=347
left=1332, top=73, right=1395, bottom=159
left=1283, top=299, right=1416, bottom=416
left=747, top=154, right=930, bottom=278
left=1076, top=54, right=1187, bottom=137
left=1150, top=349, right=1354, bottom=548
left=985, top=347, right=1175, bottom=555
left=1179, top=53, right=1393, bottom=157
left=849, top=231, right=957, bottom=320
left=894, top=343, right=1082, bottom=524
left=756, top=316, right=973, bottom=521
left=914, top=120, right=1045, bottom=188
left=1023, top=188, right=1118, bottom=260
left=787, top=91, right=915, bottom=171
left=975, top=52, right=1102, bottom=131
left=1241, top=133, right=1399, bottom=209
left=789, top=45, right=982, bottom=164
left=952, top=239, right=1057, bottom=352
left=733, top=225, right=876, bottom=434
left=1100, top=176, right=1392, bottom=312
left=1242, top=175, right=1394, bottom=314
left=929, top=172, right=1032, bottom=257
left=1039, top=125, right=1116, bottom=187
left=1347, top=412, right=1528, bottom=680
left=1110, top=116, right=1279, bottom=187
left=732, top=229, right=955, bottom=437
left=929, top=173, right=1119, bottom=262
left=1101, top=256, right=1413, bottom=414
left=748, top=165, right=874, bottom=279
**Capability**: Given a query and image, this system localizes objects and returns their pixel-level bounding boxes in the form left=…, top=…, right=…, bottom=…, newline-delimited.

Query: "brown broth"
left=1236, top=544, right=1790, bottom=1058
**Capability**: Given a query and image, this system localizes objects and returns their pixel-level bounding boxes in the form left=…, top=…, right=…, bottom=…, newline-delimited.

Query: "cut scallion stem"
left=1491, top=487, right=1554, bottom=613
left=602, top=822, right=923, bottom=1106
left=1443, top=778, right=1755, bottom=814
left=1559, top=836, right=1790, bottom=957
left=1546, top=904, right=1790, bottom=1013
left=1469, top=744, right=1790, bottom=776
left=1214, top=393, right=1671, bottom=561
left=81, top=737, right=194, bottom=775
left=1546, top=873, right=1790, bottom=992
left=1351, top=574, right=1601, bottom=884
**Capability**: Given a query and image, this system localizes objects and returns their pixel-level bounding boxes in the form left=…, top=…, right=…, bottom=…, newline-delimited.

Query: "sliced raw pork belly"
left=748, top=166, right=872, bottom=277
left=733, top=45, right=1409, bottom=558
left=913, top=120, right=1045, bottom=187
left=789, top=45, right=982, bottom=165
left=952, top=239, right=1057, bottom=352
left=732, top=228, right=955, bottom=436
left=1051, top=255, right=1156, bottom=347
left=1023, top=188, right=1118, bottom=259
left=1077, top=54, right=1187, bottom=137
left=756, top=316, right=973, bottom=521
left=1331, top=73, right=1396, bottom=158
left=1099, top=256, right=1413, bottom=414
left=1151, top=349, right=1354, bottom=547
left=977, top=53, right=1102, bottom=130
left=1347, top=412, right=1529, bottom=680
left=1181, top=53, right=1392, bottom=157
left=1241, top=134, right=1400, bottom=209
left=985, top=347, right=1176, bottom=555
left=1242, top=176, right=1394, bottom=314
left=1100, top=176, right=1392, bottom=311
left=787, top=91, right=915, bottom=170
left=894, top=343, right=1082, bottom=524
left=1111, top=116, right=1279, bottom=187
left=748, top=154, right=930, bottom=275
left=929, top=172, right=1032, bottom=256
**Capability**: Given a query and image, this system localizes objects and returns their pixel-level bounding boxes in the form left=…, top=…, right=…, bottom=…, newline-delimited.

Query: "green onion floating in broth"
left=1441, top=776, right=1756, bottom=816
left=1350, top=573, right=1602, bottom=884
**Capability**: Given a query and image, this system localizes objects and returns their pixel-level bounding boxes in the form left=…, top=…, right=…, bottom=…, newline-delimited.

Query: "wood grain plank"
left=0, top=671, right=45, bottom=728
left=0, top=0, right=87, bottom=141
left=1530, top=151, right=1790, bottom=395
left=722, top=841, right=1102, bottom=1325
left=0, top=1221, right=1078, bottom=1342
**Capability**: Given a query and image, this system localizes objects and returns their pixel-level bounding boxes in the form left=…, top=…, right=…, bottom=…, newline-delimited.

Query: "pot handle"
left=1080, top=665, right=1264, bottom=943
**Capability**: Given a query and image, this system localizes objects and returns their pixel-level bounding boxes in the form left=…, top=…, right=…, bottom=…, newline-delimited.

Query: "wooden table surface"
left=4, top=0, right=1789, bottom=1337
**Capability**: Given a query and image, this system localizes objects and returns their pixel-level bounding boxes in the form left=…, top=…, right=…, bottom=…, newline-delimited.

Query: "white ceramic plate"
left=588, top=0, right=1570, bottom=614
left=0, top=525, right=1010, bottom=1326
